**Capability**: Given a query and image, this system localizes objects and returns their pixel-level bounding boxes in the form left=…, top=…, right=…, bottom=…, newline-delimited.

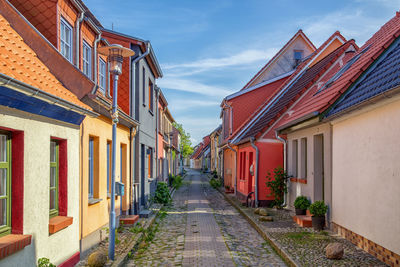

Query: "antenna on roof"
left=112, top=23, right=114, bottom=31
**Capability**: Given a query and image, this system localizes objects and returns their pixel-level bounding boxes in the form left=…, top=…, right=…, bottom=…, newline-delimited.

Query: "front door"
left=313, top=134, right=324, bottom=201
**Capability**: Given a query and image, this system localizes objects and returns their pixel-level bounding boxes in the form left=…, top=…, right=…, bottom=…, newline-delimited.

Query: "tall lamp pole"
left=98, top=44, right=135, bottom=261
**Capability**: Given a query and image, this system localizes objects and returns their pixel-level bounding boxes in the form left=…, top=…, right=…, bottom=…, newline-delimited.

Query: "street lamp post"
left=98, top=44, right=135, bottom=261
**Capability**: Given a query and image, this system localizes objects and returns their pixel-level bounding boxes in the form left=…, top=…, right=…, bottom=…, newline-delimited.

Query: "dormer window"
left=294, top=50, right=303, bottom=67
left=82, top=41, right=92, bottom=79
left=60, top=18, right=73, bottom=62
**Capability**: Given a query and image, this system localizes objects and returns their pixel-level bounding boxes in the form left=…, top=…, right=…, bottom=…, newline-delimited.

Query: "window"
left=83, top=41, right=92, bottom=79
left=99, top=58, right=107, bottom=94
left=49, top=140, right=59, bottom=218
left=60, top=18, right=73, bottom=62
left=300, top=138, right=307, bottom=179
left=142, top=67, right=146, bottom=106
left=0, top=133, right=11, bottom=237
left=148, top=80, right=154, bottom=112
left=292, top=140, right=298, bottom=177
left=107, top=141, right=111, bottom=196
left=88, top=137, right=94, bottom=199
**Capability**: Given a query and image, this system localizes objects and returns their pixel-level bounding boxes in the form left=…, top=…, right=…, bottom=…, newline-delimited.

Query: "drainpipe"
left=131, top=42, right=151, bottom=102
left=75, top=10, right=85, bottom=68
left=91, top=33, right=102, bottom=94
left=250, top=137, right=259, bottom=207
left=275, top=130, right=288, bottom=207
left=226, top=142, right=237, bottom=195
left=155, top=87, right=159, bottom=180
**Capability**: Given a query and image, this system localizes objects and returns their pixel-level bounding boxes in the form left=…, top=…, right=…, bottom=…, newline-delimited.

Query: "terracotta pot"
left=312, top=216, right=325, bottom=231
left=295, top=208, right=306, bottom=215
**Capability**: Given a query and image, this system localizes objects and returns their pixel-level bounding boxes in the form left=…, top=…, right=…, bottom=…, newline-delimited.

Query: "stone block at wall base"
left=332, top=222, right=400, bottom=266
left=80, top=223, right=108, bottom=259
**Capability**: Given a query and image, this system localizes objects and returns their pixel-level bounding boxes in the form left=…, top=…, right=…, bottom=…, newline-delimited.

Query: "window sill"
left=0, top=234, right=32, bottom=259
left=290, top=177, right=307, bottom=184
left=49, top=216, right=73, bottom=234
left=88, top=198, right=102, bottom=205
left=148, top=178, right=156, bottom=182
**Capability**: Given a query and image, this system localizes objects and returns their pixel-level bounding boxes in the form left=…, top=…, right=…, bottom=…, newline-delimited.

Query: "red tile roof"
left=240, top=40, right=356, bottom=141
left=0, top=14, right=91, bottom=110
left=277, top=11, right=400, bottom=130
left=242, top=30, right=316, bottom=90
left=229, top=31, right=347, bottom=143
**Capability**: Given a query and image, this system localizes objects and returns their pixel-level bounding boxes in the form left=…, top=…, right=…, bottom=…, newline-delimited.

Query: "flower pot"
left=311, top=216, right=325, bottom=231
left=295, top=208, right=306, bottom=215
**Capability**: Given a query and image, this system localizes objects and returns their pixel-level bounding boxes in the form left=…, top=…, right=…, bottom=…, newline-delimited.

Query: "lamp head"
left=98, top=44, right=135, bottom=75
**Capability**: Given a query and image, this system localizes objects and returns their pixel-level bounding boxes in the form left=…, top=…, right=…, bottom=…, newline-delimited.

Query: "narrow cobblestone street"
left=126, top=169, right=286, bottom=266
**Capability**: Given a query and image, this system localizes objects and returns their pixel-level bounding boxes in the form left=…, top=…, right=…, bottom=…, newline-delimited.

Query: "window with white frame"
left=99, top=58, right=106, bottom=94
left=60, top=18, right=73, bottom=62
left=82, top=41, right=92, bottom=79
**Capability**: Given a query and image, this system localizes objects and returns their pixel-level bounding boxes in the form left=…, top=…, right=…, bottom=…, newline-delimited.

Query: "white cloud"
left=300, top=8, right=391, bottom=46
left=158, top=78, right=234, bottom=97
left=162, top=48, right=277, bottom=76
left=168, top=99, right=221, bottom=111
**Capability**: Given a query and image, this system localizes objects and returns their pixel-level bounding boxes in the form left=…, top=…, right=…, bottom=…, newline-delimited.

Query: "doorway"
left=313, top=134, right=324, bottom=201
left=141, top=144, right=145, bottom=206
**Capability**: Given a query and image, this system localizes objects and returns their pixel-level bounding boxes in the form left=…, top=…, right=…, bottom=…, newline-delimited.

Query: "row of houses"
left=193, top=11, right=400, bottom=266
left=0, top=0, right=181, bottom=266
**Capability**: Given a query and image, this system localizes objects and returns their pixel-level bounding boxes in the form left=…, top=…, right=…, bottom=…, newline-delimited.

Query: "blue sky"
left=84, top=0, right=399, bottom=145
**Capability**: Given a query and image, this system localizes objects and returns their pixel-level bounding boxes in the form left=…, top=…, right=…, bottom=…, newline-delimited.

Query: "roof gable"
left=230, top=31, right=347, bottom=143
left=327, top=35, right=400, bottom=118
left=242, top=30, right=316, bottom=90
left=277, top=11, right=400, bottom=131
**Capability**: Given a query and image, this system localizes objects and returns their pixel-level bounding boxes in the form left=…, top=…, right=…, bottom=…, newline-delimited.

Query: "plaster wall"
left=331, top=99, right=400, bottom=255
left=0, top=107, right=80, bottom=266
left=223, top=148, right=236, bottom=190
left=80, top=115, right=130, bottom=247
left=286, top=123, right=332, bottom=221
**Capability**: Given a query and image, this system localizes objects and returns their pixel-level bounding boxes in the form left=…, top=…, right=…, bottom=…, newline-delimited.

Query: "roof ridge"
left=228, top=31, right=349, bottom=142
left=241, top=30, right=316, bottom=90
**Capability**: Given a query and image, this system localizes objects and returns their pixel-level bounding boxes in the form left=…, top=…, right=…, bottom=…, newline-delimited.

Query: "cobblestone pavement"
left=201, top=175, right=287, bottom=267
left=125, top=170, right=287, bottom=266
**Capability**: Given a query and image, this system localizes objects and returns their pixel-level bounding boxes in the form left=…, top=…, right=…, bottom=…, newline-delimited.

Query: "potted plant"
left=308, top=201, right=328, bottom=231
left=294, top=196, right=311, bottom=215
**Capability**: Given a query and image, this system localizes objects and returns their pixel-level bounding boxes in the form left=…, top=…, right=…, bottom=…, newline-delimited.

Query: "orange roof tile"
left=0, top=14, right=91, bottom=110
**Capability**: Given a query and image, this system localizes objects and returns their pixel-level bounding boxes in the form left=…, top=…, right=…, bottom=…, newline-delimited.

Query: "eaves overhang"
left=276, top=111, right=320, bottom=134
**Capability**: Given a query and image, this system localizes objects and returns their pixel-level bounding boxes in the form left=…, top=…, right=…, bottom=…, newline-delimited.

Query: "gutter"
left=275, top=111, right=320, bottom=133
left=226, top=142, right=237, bottom=194
left=275, top=131, right=288, bottom=207
left=250, top=137, right=259, bottom=207
left=0, top=73, right=98, bottom=117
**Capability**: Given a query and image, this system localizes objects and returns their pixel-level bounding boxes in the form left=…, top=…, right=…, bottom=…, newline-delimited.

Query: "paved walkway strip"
left=182, top=172, right=235, bottom=267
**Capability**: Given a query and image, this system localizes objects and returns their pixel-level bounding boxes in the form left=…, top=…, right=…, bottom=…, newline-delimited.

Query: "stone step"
left=139, top=210, right=151, bottom=218
left=293, top=215, right=312, bottom=227
left=120, top=215, right=139, bottom=225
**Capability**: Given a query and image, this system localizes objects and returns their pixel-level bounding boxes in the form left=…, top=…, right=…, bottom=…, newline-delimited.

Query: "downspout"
left=131, top=41, right=151, bottom=107
left=226, top=142, right=237, bottom=194
left=275, top=131, right=288, bottom=207
left=75, top=10, right=85, bottom=68
left=91, top=33, right=102, bottom=94
left=250, top=137, right=259, bottom=207
left=155, top=88, right=159, bottom=180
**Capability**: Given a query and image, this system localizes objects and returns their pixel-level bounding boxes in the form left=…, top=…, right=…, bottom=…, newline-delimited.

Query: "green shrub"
left=309, top=201, right=328, bottom=217
left=266, top=167, right=289, bottom=208
left=154, top=182, right=171, bottom=204
left=38, top=258, right=56, bottom=267
left=172, top=175, right=183, bottom=189
left=294, top=196, right=311, bottom=210
left=209, top=178, right=222, bottom=189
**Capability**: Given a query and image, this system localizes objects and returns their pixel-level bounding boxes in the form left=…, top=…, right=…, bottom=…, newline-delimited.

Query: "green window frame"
left=50, top=140, right=59, bottom=218
left=0, top=132, right=11, bottom=237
